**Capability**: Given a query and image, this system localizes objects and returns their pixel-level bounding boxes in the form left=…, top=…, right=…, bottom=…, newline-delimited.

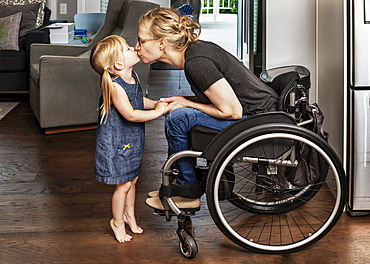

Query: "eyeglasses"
left=137, top=37, right=157, bottom=46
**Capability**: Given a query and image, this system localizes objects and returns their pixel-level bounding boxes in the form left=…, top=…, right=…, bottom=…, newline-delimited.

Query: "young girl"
left=90, top=35, right=167, bottom=243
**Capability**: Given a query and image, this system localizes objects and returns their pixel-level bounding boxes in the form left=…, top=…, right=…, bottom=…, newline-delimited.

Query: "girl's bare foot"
left=123, top=213, right=143, bottom=234
left=110, top=219, right=132, bottom=243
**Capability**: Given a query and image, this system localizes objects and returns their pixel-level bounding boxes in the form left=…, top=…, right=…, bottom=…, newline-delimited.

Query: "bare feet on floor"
left=123, top=212, right=143, bottom=234
left=110, top=218, right=132, bottom=243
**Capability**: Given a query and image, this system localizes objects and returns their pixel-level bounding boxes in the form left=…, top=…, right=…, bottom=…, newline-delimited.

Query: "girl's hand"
left=155, top=101, right=168, bottom=115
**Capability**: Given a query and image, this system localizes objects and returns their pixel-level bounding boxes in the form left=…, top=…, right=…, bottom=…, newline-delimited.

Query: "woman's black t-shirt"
left=184, top=40, right=278, bottom=115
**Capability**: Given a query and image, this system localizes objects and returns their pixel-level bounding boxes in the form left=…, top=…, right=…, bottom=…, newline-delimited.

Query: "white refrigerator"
left=347, top=0, right=370, bottom=215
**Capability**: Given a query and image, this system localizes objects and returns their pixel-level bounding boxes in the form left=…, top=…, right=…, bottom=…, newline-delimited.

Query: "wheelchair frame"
left=151, top=66, right=346, bottom=258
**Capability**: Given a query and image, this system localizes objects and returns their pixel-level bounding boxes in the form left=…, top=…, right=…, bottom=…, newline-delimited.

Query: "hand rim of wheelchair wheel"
left=210, top=129, right=343, bottom=253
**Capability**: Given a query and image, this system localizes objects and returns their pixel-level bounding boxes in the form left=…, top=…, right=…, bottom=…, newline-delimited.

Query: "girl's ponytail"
left=100, top=68, right=114, bottom=124
left=90, top=35, right=127, bottom=124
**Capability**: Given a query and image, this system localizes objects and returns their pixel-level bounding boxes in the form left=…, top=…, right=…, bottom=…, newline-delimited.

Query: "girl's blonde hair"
left=139, top=7, right=201, bottom=51
left=90, top=35, right=127, bottom=124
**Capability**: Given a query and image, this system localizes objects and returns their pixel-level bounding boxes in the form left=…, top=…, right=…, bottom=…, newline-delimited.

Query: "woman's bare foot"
left=110, top=218, right=132, bottom=243
left=123, top=213, right=143, bottom=234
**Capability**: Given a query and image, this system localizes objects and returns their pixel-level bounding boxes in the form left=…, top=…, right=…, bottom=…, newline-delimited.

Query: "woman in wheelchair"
left=135, top=8, right=279, bottom=210
left=134, top=7, right=345, bottom=258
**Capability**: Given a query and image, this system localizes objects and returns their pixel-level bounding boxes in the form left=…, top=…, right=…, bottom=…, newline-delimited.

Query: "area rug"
left=0, top=102, right=19, bottom=120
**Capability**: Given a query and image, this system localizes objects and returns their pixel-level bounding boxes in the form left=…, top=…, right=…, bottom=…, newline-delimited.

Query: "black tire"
left=206, top=123, right=346, bottom=253
left=179, top=236, right=198, bottom=259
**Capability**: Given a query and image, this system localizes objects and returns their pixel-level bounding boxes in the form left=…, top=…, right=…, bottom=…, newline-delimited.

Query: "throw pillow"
left=0, top=12, right=22, bottom=51
left=0, top=2, right=41, bottom=37
left=0, top=0, right=46, bottom=28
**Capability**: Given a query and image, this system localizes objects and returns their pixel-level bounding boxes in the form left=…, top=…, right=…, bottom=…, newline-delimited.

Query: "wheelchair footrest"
left=160, top=183, right=203, bottom=199
left=145, top=197, right=201, bottom=214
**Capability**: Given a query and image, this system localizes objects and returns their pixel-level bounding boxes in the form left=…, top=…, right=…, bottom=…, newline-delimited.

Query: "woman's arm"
left=160, top=78, right=243, bottom=120
left=112, top=83, right=167, bottom=122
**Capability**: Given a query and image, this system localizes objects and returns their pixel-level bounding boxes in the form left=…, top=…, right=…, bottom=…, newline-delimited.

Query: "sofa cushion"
left=0, top=2, right=41, bottom=37
left=0, top=49, right=26, bottom=71
left=0, top=12, right=22, bottom=51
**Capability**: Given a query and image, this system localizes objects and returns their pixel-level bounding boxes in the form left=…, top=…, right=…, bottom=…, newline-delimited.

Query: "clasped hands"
left=156, top=96, right=190, bottom=116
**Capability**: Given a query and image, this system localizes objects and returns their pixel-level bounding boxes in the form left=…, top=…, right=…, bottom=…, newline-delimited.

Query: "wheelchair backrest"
left=260, top=65, right=311, bottom=112
left=260, top=65, right=310, bottom=89
left=272, top=72, right=300, bottom=111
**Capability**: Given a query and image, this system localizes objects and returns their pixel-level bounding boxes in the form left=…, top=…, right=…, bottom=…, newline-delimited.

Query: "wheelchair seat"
left=190, top=112, right=296, bottom=155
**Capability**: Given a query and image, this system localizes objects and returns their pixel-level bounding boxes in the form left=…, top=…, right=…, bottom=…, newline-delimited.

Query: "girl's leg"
left=123, top=176, right=143, bottom=234
left=110, top=181, right=133, bottom=243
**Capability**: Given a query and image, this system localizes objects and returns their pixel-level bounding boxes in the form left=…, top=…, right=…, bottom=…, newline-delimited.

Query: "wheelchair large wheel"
left=206, top=123, right=346, bottom=253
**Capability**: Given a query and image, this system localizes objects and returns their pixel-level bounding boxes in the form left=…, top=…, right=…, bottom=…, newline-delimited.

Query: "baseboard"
left=45, top=124, right=97, bottom=134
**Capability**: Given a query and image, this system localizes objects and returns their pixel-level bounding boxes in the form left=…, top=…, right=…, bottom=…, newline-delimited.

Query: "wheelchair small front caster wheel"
left=179, top=236, right=198, bottom=259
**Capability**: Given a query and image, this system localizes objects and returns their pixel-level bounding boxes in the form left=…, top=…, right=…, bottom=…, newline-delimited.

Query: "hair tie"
left=103, top=67, right=108, bottom=71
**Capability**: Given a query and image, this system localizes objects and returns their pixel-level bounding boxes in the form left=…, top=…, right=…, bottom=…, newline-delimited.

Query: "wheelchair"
left=150, top=65, right=346, bottom=258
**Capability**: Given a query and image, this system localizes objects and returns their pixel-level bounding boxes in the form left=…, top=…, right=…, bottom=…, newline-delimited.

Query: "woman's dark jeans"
left=165, top=107, right=246, bottom=186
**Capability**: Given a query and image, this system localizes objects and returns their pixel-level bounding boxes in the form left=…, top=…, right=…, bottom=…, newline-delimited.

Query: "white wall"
left=316, top=0, right=345, bottom=161
left=265, top=0, right=316, bottom=100
left=47, top=0, right=100, bottom=20
left=265, top=0, right=345, bottom=161
left=47, top=0, right=57, bottom=20
left=77, top=0, right=100, bottom=13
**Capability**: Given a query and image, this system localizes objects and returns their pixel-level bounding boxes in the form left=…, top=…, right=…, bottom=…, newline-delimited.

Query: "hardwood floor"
left=1, top=70, right=370, bottom=264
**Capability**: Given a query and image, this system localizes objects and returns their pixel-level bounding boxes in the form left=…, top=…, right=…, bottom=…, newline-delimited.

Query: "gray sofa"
left=0, top=5, right=52, bottom=93
left=29, top=0, right=159, bottom=132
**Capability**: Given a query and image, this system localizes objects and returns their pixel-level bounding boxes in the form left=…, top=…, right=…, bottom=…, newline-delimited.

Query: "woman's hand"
left=155, top=101, right=168, bottom=115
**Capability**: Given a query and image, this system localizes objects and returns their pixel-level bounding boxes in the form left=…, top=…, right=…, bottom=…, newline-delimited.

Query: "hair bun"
left=139, top=7, right=201, bottom=51
left=178, top=16, right=190, bottom=30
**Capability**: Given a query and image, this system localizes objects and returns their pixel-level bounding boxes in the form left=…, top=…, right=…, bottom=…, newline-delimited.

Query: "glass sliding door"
left=237, top=0, right=265, bottom=75
left=198, top=0, right=238, bottom=56
left=199, top=0, right=263, bottom=76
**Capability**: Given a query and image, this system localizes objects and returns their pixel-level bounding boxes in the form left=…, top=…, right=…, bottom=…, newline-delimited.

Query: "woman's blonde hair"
left=139, top=7, right=201, bottom=51
left=90, top=35, right=127, bottom=124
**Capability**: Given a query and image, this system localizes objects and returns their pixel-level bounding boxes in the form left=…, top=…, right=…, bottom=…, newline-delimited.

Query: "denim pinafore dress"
left=94, top=73, right=145, bottom=185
